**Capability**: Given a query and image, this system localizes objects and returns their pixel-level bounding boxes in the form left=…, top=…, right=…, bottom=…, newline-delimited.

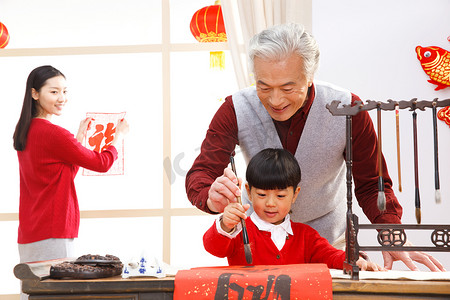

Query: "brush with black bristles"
left=377, top=103, right=386, bottom=211
left=230, top=155, right=253, bottom=264
left=412, top=109, right=421, bottom=224
left=395, top=105, right=402, bottom=192
left=432, top=102, right=441, bottom=204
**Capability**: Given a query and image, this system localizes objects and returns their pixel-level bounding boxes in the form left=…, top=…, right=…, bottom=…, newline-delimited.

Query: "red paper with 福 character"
left=82, top=112, right=126, bottom=176
left=174, top=264, right=332, bottom=299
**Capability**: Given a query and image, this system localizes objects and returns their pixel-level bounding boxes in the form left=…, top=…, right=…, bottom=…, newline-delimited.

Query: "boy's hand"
left=220, top=203, right=250, bottom=233
left=356, top=257, right=386, bottom=271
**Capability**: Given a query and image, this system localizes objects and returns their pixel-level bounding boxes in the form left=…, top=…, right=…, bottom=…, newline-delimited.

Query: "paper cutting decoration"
left=82, top=112, right=126, bottom=176
left=415, top=45, right=450, bottom=90
left=190, top=0, right=227, bottom=70
left=0, top=22, right=10, bottom=48
left=174, top=264, right=332, bottom=300
left=438, top=106, right=450, bottom=127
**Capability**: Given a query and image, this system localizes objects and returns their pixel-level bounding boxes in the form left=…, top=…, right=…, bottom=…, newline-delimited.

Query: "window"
left=0, top=0, right=237, bottom=296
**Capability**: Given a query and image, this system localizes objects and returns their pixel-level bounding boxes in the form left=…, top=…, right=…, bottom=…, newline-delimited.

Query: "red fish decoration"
left=415, top=45, right=450, bottom=90
left=438, top=106, right=450, bottom=128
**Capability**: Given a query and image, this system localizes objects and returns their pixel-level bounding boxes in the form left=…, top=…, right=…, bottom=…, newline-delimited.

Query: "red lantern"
left=0, top=22, right=10, bottom=49
left=190, top=1, right=227, bottom=70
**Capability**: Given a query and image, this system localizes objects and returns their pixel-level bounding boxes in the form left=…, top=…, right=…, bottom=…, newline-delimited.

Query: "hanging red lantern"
left=0, top=22, right=10, bottom=48
left=190, top=0, right=227, bottom=70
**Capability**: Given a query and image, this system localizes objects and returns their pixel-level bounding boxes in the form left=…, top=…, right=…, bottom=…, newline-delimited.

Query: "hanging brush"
left=432, top=101, right=441, bottom=203
left=412, top=107, right=421, bottom=224
left=377, top=103, right=386, bottom=211
left=229, top=155, right=253, bottom=264
left=395, top=105, right=402, bottom=192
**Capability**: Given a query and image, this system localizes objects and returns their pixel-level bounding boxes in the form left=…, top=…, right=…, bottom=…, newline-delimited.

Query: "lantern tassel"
left=210, top=51, right=225, bottom=70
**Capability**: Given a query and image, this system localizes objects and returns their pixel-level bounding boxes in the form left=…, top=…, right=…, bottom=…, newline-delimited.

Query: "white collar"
left=250, top=212, right=293, bottom=251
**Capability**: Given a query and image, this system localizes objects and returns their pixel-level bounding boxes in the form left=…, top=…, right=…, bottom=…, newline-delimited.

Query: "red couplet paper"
left=174, top=264, right=332, bottom=300
left=82, top=112, right=126, bottom=176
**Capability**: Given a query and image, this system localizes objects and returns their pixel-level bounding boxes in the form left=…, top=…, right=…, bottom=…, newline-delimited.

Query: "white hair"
left=248, top=23, right=320, bottom=81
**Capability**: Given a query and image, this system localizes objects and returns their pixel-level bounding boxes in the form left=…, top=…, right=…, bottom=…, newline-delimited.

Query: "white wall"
left=313, top=0, right=450, bottom=270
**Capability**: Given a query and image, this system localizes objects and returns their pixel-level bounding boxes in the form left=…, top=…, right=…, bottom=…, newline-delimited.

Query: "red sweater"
left=203, top=217, right=346, bottom=268
left=186, top=84, right=402, bottom=224
left=17, top=118, right=118, bottom=244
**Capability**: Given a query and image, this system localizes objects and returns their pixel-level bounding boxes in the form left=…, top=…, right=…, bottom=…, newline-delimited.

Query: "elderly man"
left=186, top=23, right=444, bottom=272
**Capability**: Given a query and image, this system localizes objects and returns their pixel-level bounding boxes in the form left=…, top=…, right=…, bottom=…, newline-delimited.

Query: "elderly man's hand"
left=207, top=167, right=242, bottom=213
left=382, top=241, right=446, bottom=271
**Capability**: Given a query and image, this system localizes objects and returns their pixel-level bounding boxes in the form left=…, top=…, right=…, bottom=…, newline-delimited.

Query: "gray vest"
left=233, top=81, right=351, bottom=243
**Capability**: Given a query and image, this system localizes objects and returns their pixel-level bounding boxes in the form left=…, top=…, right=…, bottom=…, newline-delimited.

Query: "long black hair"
left=13, top=65, right=65, bottom=151
left=246, top=148, right=301, bottom=190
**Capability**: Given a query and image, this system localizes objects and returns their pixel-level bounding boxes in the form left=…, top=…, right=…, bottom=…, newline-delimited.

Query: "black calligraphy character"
left=215, top=273, right=245, bottom=300
left=229, top=283, right=245, bottom=299
left=247, top=275, right=275, bottom=300
left=273, top=274, right=291, bottom=300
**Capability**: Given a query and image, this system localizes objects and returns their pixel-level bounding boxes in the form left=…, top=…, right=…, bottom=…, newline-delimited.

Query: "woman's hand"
left=111, top=118, right=129, bottom=146
left=76, top=117, right=93, bottom=143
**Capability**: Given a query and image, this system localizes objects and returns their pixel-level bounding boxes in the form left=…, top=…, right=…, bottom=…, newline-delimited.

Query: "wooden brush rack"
left=326, top=98, right=450, bottom=280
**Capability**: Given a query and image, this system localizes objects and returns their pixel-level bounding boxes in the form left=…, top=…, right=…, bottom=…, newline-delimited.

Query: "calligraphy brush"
left=412, top=109, right=421, bottom=224
left=432, top=103, right=441, bottom=203
left=395, top=105, right=402, bottom=192
left=230, top=155, right=253, bottom=264
left=377, top=104, right=386, bottom=211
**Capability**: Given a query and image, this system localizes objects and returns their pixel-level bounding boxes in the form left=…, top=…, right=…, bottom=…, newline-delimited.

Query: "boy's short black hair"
left=246, top=148, right=301, bottom=190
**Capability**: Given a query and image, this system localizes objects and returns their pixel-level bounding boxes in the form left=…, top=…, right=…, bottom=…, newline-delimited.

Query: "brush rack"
left=326, top=98, right=450, bottom=280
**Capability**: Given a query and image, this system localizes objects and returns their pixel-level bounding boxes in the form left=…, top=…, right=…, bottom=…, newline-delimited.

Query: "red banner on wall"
left=174, top=264, right=332, bottom=299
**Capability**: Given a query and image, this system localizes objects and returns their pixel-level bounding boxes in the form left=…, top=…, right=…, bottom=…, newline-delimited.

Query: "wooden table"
left=14, top=260, right=450, bottom=300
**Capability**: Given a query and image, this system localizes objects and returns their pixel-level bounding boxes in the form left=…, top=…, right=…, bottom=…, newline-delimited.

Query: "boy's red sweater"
left=204, top=217, right=346, bottom=268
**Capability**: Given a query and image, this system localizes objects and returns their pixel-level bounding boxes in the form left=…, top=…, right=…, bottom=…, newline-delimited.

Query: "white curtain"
left=221, top=0, right=312, bottom=89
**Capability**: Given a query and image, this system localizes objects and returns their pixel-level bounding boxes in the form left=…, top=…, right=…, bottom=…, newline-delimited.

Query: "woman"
left=13, top=65, right=129, bottom=264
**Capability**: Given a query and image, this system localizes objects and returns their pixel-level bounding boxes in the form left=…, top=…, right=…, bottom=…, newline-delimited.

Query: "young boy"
left=203, top=148, right=384, bottom=271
